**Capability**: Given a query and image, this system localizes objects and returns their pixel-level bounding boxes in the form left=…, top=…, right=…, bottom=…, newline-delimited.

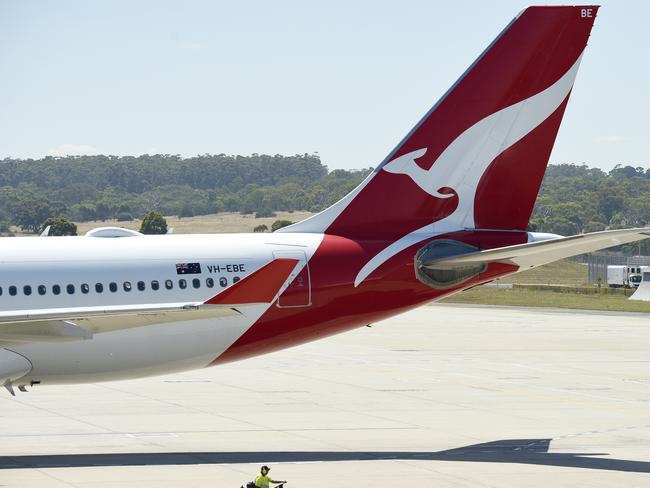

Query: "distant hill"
left=530, top=163, right=650, bottom=255
left=1, top=154, right=649, bottom=256
left=531, top=163, right=650, bottom=235
left=0, top=154, right=370, bottom=233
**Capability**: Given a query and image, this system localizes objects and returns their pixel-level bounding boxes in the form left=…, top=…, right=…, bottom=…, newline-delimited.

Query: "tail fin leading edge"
left=281, top=6, right=599, bottom=239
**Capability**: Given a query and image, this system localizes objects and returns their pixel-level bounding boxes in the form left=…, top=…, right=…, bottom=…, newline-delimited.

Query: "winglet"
left=204, top=258, right=299, bottom=305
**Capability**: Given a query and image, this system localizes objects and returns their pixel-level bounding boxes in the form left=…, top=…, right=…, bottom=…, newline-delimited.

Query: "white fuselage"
left=1, top=233, right=322, bottom=385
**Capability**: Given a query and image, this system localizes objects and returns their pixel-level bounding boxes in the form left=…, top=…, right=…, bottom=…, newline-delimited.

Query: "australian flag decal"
left=176, top=262, right=202, bottom=275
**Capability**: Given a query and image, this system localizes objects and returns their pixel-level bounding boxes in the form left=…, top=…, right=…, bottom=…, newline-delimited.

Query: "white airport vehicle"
left=607, top=265, right=629, bottom=288
left=606, top=265, right=650, bottom=288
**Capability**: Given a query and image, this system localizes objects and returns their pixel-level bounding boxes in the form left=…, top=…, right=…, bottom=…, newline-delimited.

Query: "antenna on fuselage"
left=3, top=380, right=15, bottom=396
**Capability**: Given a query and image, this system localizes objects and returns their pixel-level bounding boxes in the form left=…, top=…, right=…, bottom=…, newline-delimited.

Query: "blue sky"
left=1, top=1, right=647, bottom=171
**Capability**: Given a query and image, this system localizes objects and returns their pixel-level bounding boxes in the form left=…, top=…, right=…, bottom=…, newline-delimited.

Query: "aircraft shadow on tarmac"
left=1, top=439, right=648, bottom=473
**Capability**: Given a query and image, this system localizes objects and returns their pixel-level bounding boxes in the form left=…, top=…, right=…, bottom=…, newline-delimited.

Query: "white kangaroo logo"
left=355, top=54, right=584, bottom=286
left=382, top=148, right=456, bottom=200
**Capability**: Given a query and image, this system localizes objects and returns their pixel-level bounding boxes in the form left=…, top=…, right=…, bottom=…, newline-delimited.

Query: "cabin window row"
left=0, top=276, right=240, bottom=297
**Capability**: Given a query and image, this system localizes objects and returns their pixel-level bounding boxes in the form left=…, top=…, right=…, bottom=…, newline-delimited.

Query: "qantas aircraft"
left=1, top=5, right=646, bottom=395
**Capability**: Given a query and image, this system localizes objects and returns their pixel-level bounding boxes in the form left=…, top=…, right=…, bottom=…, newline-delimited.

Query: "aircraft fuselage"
left=1, top=230, right=521, bottom=386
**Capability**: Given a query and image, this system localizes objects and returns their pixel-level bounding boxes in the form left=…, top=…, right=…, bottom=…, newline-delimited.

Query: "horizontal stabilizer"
left=422, top=228, right=650, bottom=270
left=205, top=258, right=299, bottom=305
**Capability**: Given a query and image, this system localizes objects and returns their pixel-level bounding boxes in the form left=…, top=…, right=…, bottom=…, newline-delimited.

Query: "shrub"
left=39, top=217, right=77, bottom=236
left=271, top=219, right=293, bottom=232
left=140, top=211, right=168, bottom=234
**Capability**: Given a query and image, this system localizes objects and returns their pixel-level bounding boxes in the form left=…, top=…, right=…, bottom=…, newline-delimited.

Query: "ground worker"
left=254, top=465, right=286, bottom=487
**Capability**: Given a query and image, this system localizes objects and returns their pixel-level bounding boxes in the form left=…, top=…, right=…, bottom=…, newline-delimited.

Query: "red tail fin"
left=282, top=6, right=598, bottom=238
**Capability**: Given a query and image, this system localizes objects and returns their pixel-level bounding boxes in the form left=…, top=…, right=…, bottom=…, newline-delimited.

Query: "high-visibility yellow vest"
left=254, top=474, right=272, bottom=488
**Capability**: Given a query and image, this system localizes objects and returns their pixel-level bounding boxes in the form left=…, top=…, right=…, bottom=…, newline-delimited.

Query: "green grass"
left=441, top=285, right=650, bottom=313
left=497, top=259, right=588, bottom=286
left=443, top=258, right=648, bottom=313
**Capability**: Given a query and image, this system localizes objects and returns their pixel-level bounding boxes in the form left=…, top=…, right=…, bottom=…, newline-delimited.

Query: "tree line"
left=0, top=154, right=370, bottom=233
left=528, top=163, right=650, bottom=255
left=530, top=164, right=650, bottom=235
left=1, top=155, right=649, bottom=254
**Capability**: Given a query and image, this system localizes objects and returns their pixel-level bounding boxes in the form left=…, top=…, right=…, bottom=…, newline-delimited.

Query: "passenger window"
left=109, top=282, right=118, bottom=292
left=23, top=285, right=32, bottom=296
left=165, top=279, right=173, bottom=290
left=52, top=284, right=61, bottom=295
left=95, top=283, right=103, bottom=293
left=38, top=285, right=46, bottom=295
left=151, top=280, right=159, bottom=291
left=137, top=281, right=146, bottom=291
left=206, top=277, right=214, bottom=288
left=9, top=286, right=17, bottom=296
left=233, top=276, right=240, bottom=283
left=192, top=278, right=200, bottom=289
left=81, top=283, right=90, bottom=294
left=66, top=284, right=75, bottom=294
left=219, top=277, right=227, bottom=287
left=179, top=279, right=187, bottom=289
left=123, top=281, right=132, bottom=292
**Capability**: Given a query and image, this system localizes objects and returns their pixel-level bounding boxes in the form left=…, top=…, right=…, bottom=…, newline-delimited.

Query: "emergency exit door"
left=273, top=250, right=311, bottom=307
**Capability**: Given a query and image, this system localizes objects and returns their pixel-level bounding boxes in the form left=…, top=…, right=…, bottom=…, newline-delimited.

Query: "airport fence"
left=587, top=253, right=650, bottom=283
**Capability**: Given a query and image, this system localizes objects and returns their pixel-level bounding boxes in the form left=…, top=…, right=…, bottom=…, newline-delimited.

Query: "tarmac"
left=1, top=303, right=650, bottom=487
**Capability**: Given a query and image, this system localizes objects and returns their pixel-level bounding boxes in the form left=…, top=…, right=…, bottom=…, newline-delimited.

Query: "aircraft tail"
left=280, top=6, right=599, bottom=239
